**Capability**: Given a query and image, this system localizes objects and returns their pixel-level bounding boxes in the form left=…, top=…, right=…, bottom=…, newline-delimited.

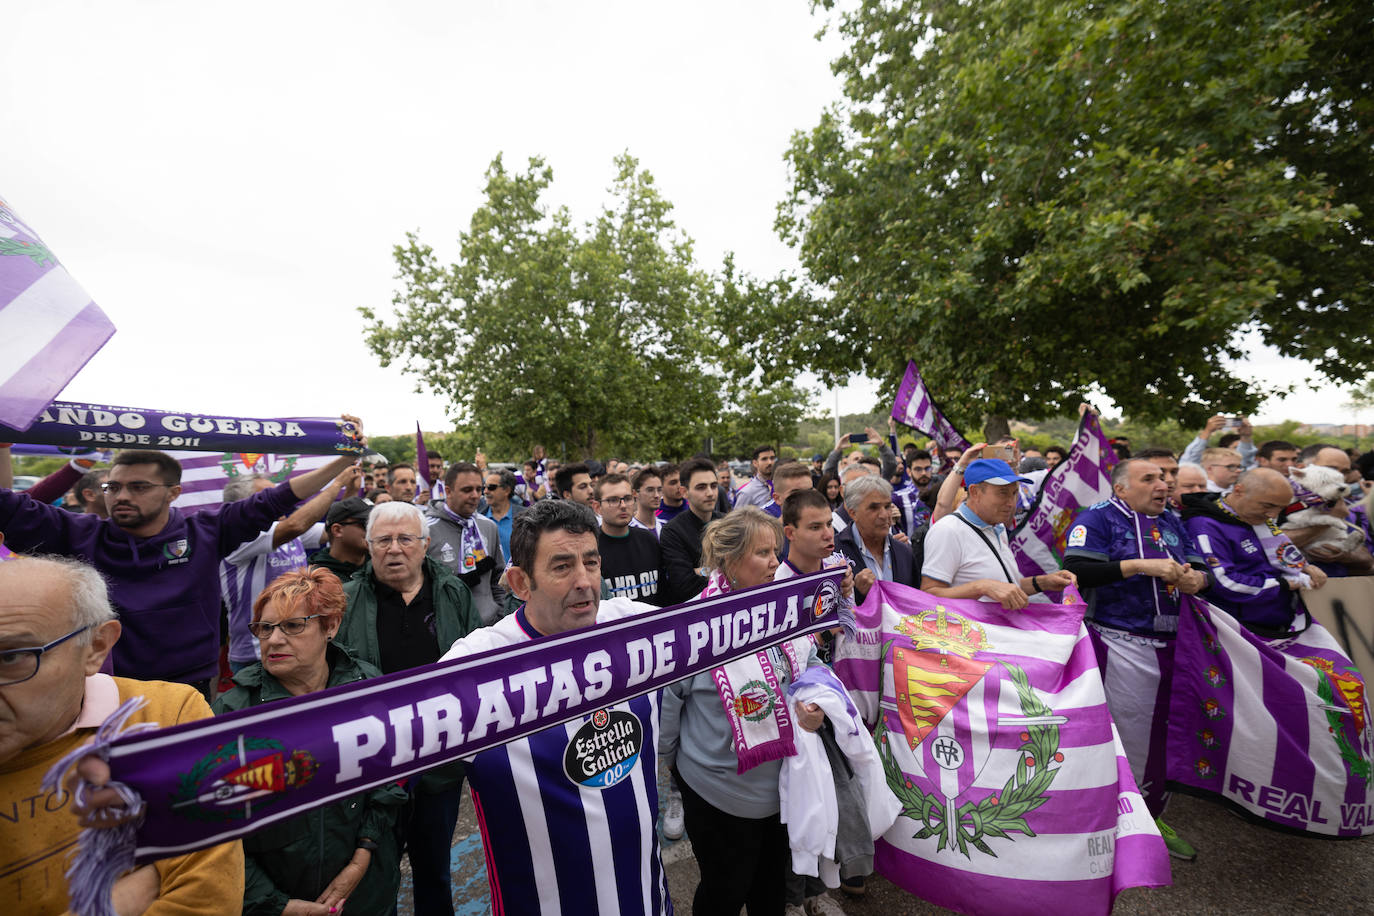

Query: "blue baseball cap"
left=963, top=458, right=1030, bottom=486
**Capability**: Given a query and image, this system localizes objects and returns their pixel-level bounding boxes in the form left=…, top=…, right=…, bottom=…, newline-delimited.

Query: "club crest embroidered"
left=1301, top=656, right=1372, bottom=781
left=893, top=607, right=993, bottom=749
left=171, top=736, right=317, bottom=822
left=881, top=607, right=1067, bottom=858
left=732, top=680, right=774, bottom=721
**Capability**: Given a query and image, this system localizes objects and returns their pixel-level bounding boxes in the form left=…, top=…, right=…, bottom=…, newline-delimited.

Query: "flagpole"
left=834, top=387, right=841, bottom=444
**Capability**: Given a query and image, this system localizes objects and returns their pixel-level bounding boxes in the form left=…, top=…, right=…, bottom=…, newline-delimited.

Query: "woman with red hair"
left=213, top=567, right=405, bottom=916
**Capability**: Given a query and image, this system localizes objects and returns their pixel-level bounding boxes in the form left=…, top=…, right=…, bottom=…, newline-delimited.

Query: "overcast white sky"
left=3, top=2, right=1361, bottom=443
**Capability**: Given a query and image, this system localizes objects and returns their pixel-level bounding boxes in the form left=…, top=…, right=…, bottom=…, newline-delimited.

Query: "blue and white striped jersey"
left=441, top=599, right=673, bottom=915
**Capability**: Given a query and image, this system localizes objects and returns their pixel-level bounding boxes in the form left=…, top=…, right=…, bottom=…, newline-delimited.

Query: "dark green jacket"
left=212, top=644, right=405, bottom=916
left=338, top=556, right=482, bottom=793
left=307, top=546, right=364, bottom=583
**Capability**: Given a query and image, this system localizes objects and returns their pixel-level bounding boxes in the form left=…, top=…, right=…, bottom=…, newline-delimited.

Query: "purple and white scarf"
left=699, top=570, right=810, bottom=772
left=435, top=501, right=488, bottom=572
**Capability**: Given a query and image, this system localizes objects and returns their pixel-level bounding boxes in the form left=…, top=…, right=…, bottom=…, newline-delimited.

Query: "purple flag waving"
left=1010, top=411, right=1117, bottom=578
left=832, top=581, right=1170, bottom=915
left=890, top=361, right=972, bottom=453
left=0, top=197, right=116, bottom=430
left=1167, top=598, right=1374, bottom=836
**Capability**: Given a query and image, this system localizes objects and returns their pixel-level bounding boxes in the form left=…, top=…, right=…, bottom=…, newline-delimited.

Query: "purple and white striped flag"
left=832, top=581, right=1170, bottom=915
left=0, top=197, right=115, bottom=430
left=168, top=451, right=338, bottom=514
left=1167, top=598, right=1374, bottom=836
left=1010, top=411, right=1117, bottom=578
left=890, top=361, right=972, bottom=454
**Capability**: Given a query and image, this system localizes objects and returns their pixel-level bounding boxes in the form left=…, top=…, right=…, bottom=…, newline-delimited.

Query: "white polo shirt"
left=921, top=505, right=1019, bottom=595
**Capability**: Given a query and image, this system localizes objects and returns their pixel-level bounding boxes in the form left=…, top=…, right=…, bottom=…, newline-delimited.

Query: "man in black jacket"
left=658, top=457, right=723, bottom=604
left=835, top=474, right=918, bottom=603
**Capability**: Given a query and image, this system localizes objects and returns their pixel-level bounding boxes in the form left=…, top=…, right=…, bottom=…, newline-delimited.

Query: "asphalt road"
left=398, top=777, right=1372, bottom=915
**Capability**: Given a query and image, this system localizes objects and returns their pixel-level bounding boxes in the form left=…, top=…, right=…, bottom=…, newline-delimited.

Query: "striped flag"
left=1167, top=598, right=1374, bottom=836
left=890, top=361, right=971, bottom=453
left=1010, top=411, right=1117, bottom=578
left=832, top=581, right=1170, bottom=915
left=168, top=451, right=337, bottom=514
left=0, top=197, right=116, bottom=430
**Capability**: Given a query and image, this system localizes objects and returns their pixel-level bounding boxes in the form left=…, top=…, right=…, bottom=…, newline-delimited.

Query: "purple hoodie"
left=0, top=480, right=298, bottom=683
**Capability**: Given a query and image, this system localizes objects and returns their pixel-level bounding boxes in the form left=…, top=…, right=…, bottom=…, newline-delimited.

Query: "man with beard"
left=734, top=445, right=778, bottom=510
left=0, top=416, right=366, bottom=697
left=596, top=473, right=662, bottom=604
left=659, top=457, right=723, bottom=604
left=426, top=461, right=507, bottom=624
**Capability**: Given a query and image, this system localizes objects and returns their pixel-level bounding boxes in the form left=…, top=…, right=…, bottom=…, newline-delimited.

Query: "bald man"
left=1181, top=468, right=1328, bottom=635
left=0, top=555, right=243, bottom=914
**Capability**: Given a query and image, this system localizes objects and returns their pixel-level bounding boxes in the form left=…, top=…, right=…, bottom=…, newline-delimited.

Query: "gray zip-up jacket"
left=424, top=502, right=508, bottom=624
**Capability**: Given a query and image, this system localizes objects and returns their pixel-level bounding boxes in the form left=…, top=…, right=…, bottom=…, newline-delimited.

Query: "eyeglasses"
left=484, top=484, right=505, bottom=491
left=599, top=496, right=635, bottom=506
left=248, top=615, right=325, bottom=639
left=0, top=623, right=95, bottom=687
left=100, top=481, right=169, bottom=496
left=370, top=534, right=425, bottom=550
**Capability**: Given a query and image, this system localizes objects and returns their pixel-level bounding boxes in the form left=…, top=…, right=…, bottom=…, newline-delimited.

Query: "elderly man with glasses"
left=0, top=416, right=366, bottom=700
left=0, top=554, right=244, bottom=914
left=337, top=500, right=483, bottom=916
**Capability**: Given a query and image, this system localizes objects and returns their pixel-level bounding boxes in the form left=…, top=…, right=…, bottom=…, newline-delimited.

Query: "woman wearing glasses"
left=212, top=568, right=406, bottom=916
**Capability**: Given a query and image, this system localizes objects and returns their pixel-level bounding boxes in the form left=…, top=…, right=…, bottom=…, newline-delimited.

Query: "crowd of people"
left=2, top=408, right=1372, bottom=916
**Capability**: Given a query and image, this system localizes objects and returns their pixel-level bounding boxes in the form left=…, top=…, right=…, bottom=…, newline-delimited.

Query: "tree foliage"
left=727, top=0, right=1372, bottom=427
left=363, top=154, right=807, bottom=460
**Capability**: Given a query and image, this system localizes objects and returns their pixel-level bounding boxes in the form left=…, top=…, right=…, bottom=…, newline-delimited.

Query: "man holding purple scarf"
left=1063, top=458, right=1209, bottom=860
left=0, top=414, right=366, bottom=699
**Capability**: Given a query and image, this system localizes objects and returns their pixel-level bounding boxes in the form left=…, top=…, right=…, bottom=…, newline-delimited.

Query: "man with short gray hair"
left=836, top=474, right=917, bottom=603
left=0, top=555, right=244, bottom=913
left=338, top=500, right=482, bottom=916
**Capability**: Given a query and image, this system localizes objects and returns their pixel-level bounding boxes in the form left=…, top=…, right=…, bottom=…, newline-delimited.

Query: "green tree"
left=363, top=154, right=735, bottom=461
left=728, top=0, right=1371, bottom=427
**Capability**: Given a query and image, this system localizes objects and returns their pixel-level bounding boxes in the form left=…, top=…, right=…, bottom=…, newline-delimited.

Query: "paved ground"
left=397, top=772, right=1373, bottom=915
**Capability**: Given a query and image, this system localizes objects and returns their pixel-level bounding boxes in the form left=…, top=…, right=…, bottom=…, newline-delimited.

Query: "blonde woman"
left=659, top=506, right=825, bottom=915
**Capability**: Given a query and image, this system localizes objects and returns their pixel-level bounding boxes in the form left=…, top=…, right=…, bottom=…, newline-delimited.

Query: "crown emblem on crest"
left=896, top=606, right=989, bottom=658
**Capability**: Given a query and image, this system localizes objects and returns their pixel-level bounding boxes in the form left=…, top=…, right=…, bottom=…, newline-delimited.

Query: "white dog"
left=1282, top=465, right=1364, bottom=557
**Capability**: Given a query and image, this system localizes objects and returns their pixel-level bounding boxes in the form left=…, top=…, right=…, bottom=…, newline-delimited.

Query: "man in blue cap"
left=920, top=457, right=1075, bottom=608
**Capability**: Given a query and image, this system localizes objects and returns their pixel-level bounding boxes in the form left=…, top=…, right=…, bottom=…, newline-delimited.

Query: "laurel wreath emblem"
left=878, top=662, right=1063, bottom=858
left=0, top=237, right=57, bottom=267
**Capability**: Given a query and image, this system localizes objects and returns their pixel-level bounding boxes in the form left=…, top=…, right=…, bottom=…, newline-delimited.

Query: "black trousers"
left=675, top=769, right=788, bottom=916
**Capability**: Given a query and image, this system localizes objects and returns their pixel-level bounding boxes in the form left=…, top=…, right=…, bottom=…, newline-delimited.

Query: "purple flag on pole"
left=0, top=197, right=116, bottom=431
left=415, top=422, right=444, bottom=501
left=1010, top=411, right=1117, bottom=578
left=1167, top=598, right=1374, bottom=836
left=415, top=422, right=431, bottom=493
left=168, top=451, right=340, bottom=514
left=889, top=361, right=972, bottom=453
left=831, top=581, right=1170, bottom=915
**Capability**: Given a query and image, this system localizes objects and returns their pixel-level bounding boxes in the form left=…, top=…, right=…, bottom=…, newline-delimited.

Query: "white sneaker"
left=662, top=785, right=685, bottom=840
left=805, top=893, right=847, bottom=916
